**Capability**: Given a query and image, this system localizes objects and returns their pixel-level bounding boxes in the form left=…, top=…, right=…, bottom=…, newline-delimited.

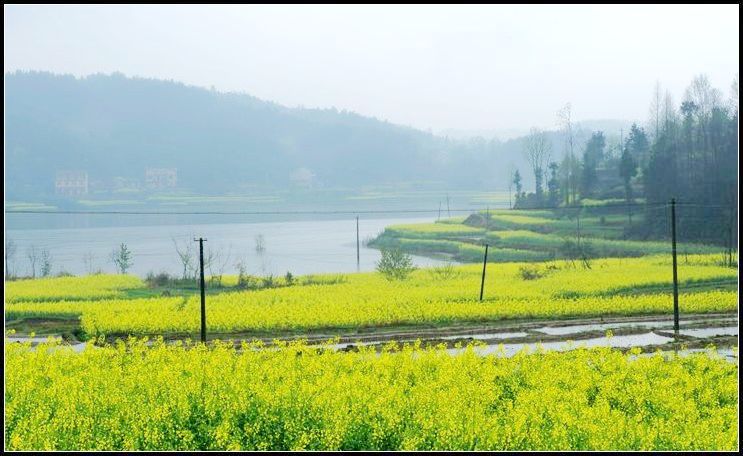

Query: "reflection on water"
left=446, top=332, right=675, bottom=356
left=677, top=326, right=739, bottom=338
left=534, top=321, right=671, bottom=336
left=439, top=332, right=529, bottom=340
left=6, top=337, right=89, bottom=353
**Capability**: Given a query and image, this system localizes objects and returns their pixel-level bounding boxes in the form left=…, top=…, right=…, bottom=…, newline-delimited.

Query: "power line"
left=6, top=208, right=485, bottom=216
left=505, top=202, right=670, bottom=211
left=673, top=202, right=738, bottom=208
left=4, top=201, right=679, bottom=216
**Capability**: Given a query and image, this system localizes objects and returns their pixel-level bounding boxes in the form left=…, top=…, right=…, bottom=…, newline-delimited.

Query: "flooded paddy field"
left=8, top=312, right=737, bottom=360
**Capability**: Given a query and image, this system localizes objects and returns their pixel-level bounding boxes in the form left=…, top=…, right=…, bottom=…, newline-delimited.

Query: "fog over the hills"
left=4, top=5, right=738, bottom=133
left=7, top=71, right=627, bottom=199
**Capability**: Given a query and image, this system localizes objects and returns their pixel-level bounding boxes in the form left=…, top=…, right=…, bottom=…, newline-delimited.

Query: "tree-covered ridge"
left=5, top=71, right=624, bottom=200
left=4, top=71, right=441, bottom=197
left=512, top=74, right=738, bottom=246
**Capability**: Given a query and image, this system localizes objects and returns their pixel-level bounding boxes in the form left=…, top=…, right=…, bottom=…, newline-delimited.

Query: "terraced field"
left=368, top=206, right=720, bottom=263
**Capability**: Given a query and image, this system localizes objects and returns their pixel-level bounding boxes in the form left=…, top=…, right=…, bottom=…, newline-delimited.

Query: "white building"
left=145, top=168, right=177, bottom=189
left=55, top=171, right=88, bottom=196
left=289, top=167, right=316, bottom=189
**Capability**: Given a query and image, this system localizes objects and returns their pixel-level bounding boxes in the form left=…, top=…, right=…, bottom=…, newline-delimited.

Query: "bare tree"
left=234, top=250, right=252, bottom=288
left=5, top=238, right=17, bottom=279
left=26, top=245, right=39, bottom=278
left=685, top=74, right=723, bottom=118
left=255, top=234, right=266, bottom=254
left=684, top=74, right=724, bottom=184
left=648, top=81, right=663, bottom=141
left=200, top=246, right=217, bottom=282
left=206, top=247, right=220, bottom=284
left=557, top=103, right=578, bottom=204
left=82, top=251, right=95, bottom=275
left=207, top=244, right=232, bottom=286
left=173, top=236, right=195, bottom=280
left=523, top=127, right=552, bottom=201
left=730, top=73, right=739, bottom=113
left=662, top=90, right=676, bottom=133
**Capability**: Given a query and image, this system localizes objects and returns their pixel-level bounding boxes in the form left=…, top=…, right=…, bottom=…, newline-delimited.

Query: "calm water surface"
left=5, top=216, right=451, bottom=277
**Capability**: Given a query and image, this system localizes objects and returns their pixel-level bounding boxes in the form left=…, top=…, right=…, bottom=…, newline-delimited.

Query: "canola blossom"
left=5, top=274, right=144, bottom=303
left=5, top=255, right=737, bottom=337
left=4, top=339, right=738, bottom=451
left=78, top=289, right=736, bottom=336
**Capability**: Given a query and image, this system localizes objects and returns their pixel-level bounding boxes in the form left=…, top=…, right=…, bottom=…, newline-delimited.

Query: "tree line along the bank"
left=510, top=74, right=738, bottom=247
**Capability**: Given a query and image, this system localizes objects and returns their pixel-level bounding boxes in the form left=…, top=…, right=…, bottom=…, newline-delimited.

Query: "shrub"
left=40, top=250, right=53, bottom=277
left=262, top=274, right=275, bottom=288
left=145, top=271, right=173, bottom=288
left=376, top=249, right=416, bottom=281
left=518, top=265, right=544, bottom=280
left=429, top=262, right=459, bottom=281
left=110, top=243, right=133, bottom=274
left=301, top=274, right=318, bottom=285
left=239, top=276, right=261, bottom=290
left=559, top=239, right=596, bottom=268
left=235, top=261, right=250, bottom=288
left=301, top=274, right=347, bottom=286
left=255, top=235, right=266, bottom=254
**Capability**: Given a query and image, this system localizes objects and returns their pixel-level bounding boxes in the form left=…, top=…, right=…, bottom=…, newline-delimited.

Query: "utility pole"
left=446, top=194, right=451, bottom=217
left=195, top=237, right=207, bottom=343
left=438, top=201, right=441, bottom=221
left=356, top=216, right=360, bottom=270
left=576, top=206, right=581, bottom=251
left=670, top=199, right=679, bottom=335
left=727, top=207, right=736, bottom=268
left=479, top=243, right=489, bottom=301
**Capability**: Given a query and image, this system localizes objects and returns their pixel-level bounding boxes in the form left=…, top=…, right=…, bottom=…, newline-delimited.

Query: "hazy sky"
left=4, top=5, right=739, bottom=134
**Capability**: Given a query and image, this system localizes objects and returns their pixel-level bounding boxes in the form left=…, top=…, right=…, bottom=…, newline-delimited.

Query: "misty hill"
left=5, top=71, right=631, bottom=200
left=438, top=119, right=633, bottom=142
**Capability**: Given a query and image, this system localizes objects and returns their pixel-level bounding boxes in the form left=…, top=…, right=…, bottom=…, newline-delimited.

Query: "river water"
left=5, top=216, right=449, bottom=277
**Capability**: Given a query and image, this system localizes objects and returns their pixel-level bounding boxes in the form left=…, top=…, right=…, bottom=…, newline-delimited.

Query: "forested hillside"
left=6, top=71, right=623, bottom=200
left=510, top=75, right=738, bottom=245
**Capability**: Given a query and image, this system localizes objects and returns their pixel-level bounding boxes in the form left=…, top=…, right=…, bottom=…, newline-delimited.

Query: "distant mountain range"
left=5, top=71, right=637, bottom=201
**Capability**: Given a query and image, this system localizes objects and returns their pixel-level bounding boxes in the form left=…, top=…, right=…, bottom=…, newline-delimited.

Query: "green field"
left=369, top=206, right=722, bottom=264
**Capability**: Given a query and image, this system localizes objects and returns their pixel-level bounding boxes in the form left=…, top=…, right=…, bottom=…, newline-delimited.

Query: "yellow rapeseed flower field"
left=4, top=339, right=738, bottom=451
left=5, top=255, right=737, bottom=337
left=5, top=274, right=144, bottom=303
